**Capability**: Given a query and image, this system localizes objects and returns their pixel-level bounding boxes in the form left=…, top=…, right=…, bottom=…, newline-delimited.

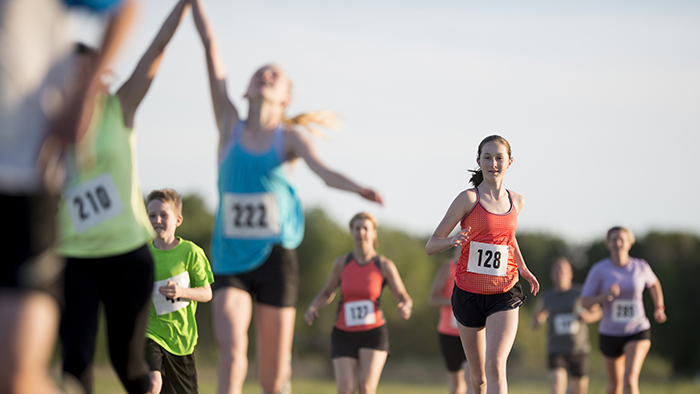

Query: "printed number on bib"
left=611, top=300, right=637, bottom=323
left=223, top=193, right=280, bottom=239
left=152, top=271, right=191, bottom=316
left=65, top=173, right=124, bottom=233
left=467, top=241, right=509, bottom=276
left=344, top=300, right=376, bottom=327
left=554, top=313, right=580, bottom=335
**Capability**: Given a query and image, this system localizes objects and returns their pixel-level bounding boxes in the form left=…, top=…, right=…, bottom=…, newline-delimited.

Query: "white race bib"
left=553, top=313, right=580, bottom=335
left=344, top=299, right=376, bottom=327
left=65, top=173, right=124, bottom=233
left=223, top=192, right=280, bottom=239
left=611, top=300, right=637, bottom=323
left=467, top=241, right=509, bottom=277
left=450, top=312, right=458, bottom=329
left=152, top=271, right=191, bottom=316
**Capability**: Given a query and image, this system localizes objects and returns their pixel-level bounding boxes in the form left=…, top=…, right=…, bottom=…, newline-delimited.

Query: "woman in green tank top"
left=56, top=2, right=192, bottom=393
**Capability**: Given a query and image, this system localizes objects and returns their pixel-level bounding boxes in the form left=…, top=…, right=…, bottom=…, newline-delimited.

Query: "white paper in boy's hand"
left=152, top=271, right=190, bottom=316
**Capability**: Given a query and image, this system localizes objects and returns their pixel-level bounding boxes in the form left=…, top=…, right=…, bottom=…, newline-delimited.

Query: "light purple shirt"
left=581, top=257, right=658, bottom=336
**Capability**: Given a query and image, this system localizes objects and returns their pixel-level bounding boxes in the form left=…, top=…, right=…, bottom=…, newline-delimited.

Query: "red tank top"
left=335, top=253, right=387, bottom=332
left=455, top=188, right=519, bottom=295
left=437, top=261, right=460, bottom=336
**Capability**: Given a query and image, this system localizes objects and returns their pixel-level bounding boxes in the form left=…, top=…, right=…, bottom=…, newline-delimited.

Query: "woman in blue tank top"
left=191, top=2, right=383, bottom=393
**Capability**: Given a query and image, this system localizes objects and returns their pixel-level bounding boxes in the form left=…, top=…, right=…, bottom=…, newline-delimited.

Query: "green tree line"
left=171, top=195, right=700, bottom=376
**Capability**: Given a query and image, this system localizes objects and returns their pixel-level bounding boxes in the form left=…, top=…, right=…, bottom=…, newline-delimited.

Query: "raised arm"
left=117, top=0, right=191, bottom=128
left=52, top=0, right=136, bottom=144
left=425, top=190, right=475, bottom=255
left=286, top=129, right=383, bottom=204
left=191, top=0, right=238, bottom=147
left=303, top=256, right=345, bottom=325
left=380, top=257, right=413, bottom=320
left=427, top=262, right=452, bottom=308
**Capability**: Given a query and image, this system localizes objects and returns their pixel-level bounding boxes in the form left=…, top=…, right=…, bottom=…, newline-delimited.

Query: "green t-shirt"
left=56, top=94, right=154, bottom=257
left=146, top=238, right=214, bottom=356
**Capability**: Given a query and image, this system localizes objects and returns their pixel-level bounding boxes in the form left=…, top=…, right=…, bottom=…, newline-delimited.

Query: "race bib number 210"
left=65, top=173, right=124, bottom=234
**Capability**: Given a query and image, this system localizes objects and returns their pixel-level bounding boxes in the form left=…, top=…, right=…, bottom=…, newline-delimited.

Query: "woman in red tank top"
left=426, top=135, right=539, bottom=394
left=304, top=212, right=412, bottom=394
left=428, top=253, right=472, bottom=394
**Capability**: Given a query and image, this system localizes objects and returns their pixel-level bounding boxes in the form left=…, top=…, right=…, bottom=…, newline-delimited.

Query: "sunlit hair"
left=607, top=226, right=636, bottom=245
left=282, top=80, right=339, bottom=137
left=468, top=135, right=512, bottom=187
left=146, top=188, right=183, bottom=216
left=349, top=212, right=379, bottom=248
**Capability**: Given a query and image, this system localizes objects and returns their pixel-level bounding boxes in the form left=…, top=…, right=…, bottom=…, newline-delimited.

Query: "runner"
left=428, top=251, right=471, bottom=394
left=0, top=0, right=133, bottom=393
left=304, top=212, right=412, bottom=394
left=425, top=135, right=539, bottom=394
left=190, top=1, right=383, bottom=393
left=56, top=2, right=190, bottom=393
left=531, top=257, right=601, bottom=394
left=581, top=227, right=667, bottom=394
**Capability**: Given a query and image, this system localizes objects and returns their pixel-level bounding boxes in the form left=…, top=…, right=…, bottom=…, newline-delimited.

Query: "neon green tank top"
left=56, top=94, right=154, bottom=257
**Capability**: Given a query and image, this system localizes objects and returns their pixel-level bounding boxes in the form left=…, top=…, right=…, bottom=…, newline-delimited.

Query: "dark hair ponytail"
left=469, top=169, right=483, bottom=187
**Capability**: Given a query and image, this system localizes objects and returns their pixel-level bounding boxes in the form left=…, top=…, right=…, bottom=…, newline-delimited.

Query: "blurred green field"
left=77, top=363, right=699, bottom=394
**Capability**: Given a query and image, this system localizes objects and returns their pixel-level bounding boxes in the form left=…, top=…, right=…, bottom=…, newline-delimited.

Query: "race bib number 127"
left=467, top=241, right=509, bottom=277
left=65, top=173, right=124, bottom=233
left=344, top=299, right=376, bottom=327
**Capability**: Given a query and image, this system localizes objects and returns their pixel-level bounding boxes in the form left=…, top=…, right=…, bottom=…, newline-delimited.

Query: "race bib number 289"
left=223, top=192, right=280, bottom=239
left=65, top=173, right=124, bottom=234
left=467, top=241, right=509, bottom=276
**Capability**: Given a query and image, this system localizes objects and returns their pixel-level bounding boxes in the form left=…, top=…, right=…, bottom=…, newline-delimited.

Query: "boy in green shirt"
left=145, top=189, right=214, bottom=394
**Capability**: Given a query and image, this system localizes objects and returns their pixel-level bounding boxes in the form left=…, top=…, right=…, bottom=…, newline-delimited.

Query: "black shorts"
left=451, top=282, right=526, bottom=328
left=548, top=353, right=589, bottom=377
left=331, top=325, right=390, bottom=359
left=145, top=338, right=198, bottom=394
left=212, top=245, right=299, bottom=307
left=599, top=329, right=651, bottom=358
left=439, top=333, right=466, bottom=372
left=0, top=192, right=63, bottom=302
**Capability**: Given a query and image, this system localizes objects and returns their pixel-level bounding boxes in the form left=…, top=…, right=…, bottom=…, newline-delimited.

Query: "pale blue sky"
left=74, top=0, right=700, bottom=243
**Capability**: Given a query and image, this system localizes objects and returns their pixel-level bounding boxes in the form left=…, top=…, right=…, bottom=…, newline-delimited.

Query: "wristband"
left=655, top=305, right=665, bottom=311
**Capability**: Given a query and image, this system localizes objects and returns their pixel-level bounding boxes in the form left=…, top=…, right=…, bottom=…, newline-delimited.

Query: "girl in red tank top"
left=426, top=135, right=539, bottom=394
left=304, top=212, right=412, bottom=394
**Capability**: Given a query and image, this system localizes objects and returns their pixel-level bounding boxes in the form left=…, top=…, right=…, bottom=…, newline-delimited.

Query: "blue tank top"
left=211, top=121, right=304, bottom=275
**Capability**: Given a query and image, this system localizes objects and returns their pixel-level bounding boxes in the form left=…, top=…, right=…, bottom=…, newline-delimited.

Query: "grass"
left=79, top=364, right=699, bottom=394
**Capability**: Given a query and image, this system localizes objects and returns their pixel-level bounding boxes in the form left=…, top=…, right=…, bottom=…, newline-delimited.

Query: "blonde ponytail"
left=282, top=110, right=340, bottom=137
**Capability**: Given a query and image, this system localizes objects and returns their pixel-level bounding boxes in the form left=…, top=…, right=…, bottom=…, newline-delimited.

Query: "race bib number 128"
left=223, top=192, right=280, bottom=239
left=65, top=173, right=124, bottom=234
left=467, top=241, right=509, bottom=276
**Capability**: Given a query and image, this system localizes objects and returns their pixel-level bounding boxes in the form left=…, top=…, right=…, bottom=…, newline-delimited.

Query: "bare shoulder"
left=377, top=255, right=396, bottom=271
left=284, top=127, right=309, bottom=159
left=454, top=188, right=478, bottom=211
left=509, top=190, right=525, bottom=212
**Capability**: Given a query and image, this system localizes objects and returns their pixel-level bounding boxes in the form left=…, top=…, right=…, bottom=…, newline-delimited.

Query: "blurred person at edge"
left=0, top=0, right=134, bottom=393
